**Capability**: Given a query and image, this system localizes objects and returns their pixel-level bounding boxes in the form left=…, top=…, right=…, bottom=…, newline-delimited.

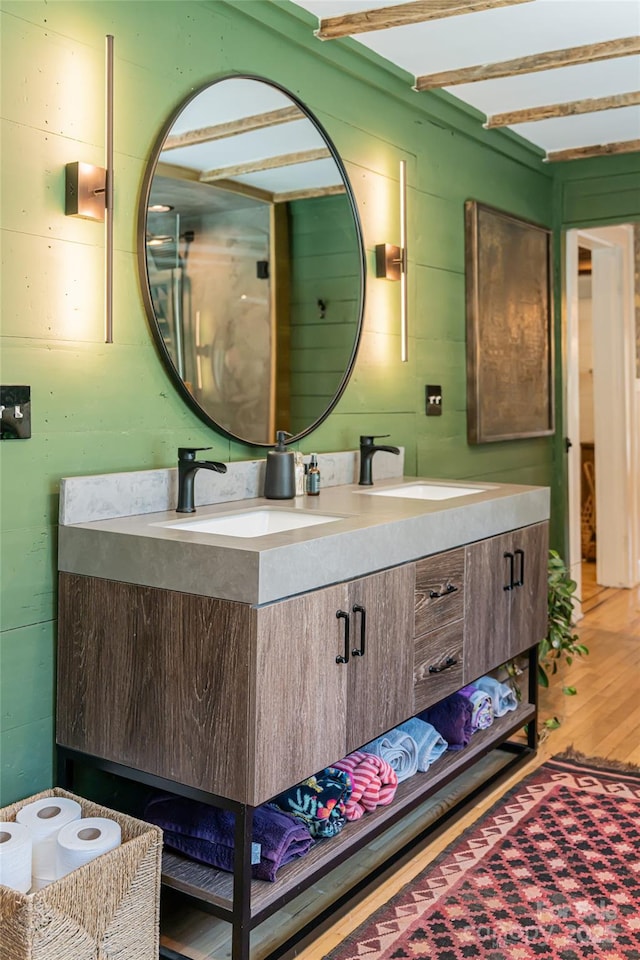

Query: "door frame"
left=564, top=224, right=639, bottom=602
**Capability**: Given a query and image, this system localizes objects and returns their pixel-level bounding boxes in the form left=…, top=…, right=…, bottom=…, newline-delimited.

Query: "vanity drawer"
left=413, top=619, right=464, bottom=713
left=414, top=548, right=465, bottom=637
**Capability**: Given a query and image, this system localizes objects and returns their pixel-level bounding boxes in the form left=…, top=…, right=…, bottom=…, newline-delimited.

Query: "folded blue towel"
left=363, top=728, right=419, bottom=782
left=396, top=717, right=448, bottom=771
left=473, top=676, right=518, bottom=717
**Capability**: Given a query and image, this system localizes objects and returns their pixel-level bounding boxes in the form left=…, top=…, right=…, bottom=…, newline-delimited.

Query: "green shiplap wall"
left=554, top=152, right=640, bottom=228
left=0, top=0, right=635, bottom=805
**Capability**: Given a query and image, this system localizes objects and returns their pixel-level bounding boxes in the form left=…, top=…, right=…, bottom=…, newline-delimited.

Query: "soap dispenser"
left=264, top=431, right=295, bottom=499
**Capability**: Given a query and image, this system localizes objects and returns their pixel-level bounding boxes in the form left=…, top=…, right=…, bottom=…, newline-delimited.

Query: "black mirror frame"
left=137, top=73, right=366, bottom=448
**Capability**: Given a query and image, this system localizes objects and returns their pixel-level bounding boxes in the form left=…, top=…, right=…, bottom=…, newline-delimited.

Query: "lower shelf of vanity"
left=161, top=701, right=535, bottom=922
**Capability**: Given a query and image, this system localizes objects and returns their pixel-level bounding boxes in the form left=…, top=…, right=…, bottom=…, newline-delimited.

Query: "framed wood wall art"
left=465, top=200, right=554, bottom=444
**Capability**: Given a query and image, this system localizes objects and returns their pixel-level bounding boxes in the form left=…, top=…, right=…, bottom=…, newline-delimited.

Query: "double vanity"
left=56, top=454, right=549, bottom=960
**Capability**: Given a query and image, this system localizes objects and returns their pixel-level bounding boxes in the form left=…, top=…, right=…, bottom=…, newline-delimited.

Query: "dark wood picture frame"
left=465, top=200, right=554, bottom=444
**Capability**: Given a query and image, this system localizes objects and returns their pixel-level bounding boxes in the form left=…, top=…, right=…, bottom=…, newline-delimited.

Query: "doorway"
left=564, top=224, right=639, bottom=610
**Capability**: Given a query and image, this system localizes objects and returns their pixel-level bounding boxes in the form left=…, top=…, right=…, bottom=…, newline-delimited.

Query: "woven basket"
left=0, top=788, right=162, bottom=960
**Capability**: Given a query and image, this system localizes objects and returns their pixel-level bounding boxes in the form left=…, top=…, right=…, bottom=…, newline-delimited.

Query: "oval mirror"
left=138, top=75, right=366, bottom=447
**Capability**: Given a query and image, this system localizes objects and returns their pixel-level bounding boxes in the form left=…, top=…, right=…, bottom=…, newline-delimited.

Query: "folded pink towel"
left=333, top=751, right=398, bottom=820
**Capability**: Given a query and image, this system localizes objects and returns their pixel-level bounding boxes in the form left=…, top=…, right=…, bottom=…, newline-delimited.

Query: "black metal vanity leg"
left=527, top=645, right=539, bottom=751
left=232, top=804, right=254, bottom=960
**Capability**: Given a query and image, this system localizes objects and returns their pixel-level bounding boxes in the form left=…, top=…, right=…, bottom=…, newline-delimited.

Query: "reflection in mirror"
left=140, top=76, right=365, bottom=446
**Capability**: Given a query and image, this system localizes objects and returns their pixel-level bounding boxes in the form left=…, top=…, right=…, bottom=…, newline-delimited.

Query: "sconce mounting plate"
left=65, top=161, right=106, bottom=221
left=375, top=243, right=402, bottom=282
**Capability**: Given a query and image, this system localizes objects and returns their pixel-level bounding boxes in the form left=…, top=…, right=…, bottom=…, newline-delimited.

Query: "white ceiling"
left=289, top=0, right=640, bottom=159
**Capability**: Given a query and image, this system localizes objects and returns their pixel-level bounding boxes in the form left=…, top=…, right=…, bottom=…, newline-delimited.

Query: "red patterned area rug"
left=326, top=753, right=640, bottom=960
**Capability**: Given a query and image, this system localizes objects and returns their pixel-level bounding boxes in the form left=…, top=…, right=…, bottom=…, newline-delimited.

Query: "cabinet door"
left=253, top=583, right=348, bottom=805
left=57, top=574, right=253, bottom=802
left=346, top=564, right=415, bottom=753
left=464, top=522, right=549, bottom=681
left=509, top=521, right=549, bottom=657
left=464, top=533, right=512, bottom=681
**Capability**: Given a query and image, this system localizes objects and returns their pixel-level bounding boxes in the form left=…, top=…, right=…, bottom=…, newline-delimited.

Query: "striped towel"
left=333, top=751, right=398, bottom=820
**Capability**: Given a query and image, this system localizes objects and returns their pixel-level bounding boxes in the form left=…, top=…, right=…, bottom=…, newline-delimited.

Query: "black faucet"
left=358, top=435, right=401, bottom=486
left=176, top=447, right=227, bottom=513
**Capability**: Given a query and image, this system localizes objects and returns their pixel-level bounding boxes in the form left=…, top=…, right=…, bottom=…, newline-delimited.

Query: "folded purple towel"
left=145, top=795, right=313, bottom=882
left=418, top=693, right=474, bottom=751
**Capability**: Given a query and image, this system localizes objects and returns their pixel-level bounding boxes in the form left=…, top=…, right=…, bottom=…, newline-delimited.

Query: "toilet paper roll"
left=56, top=817, right=122, bottom=878
left=16, top=796, right=82, bottom=839
left=17, top=796, right=82, bottom=883
left=0, top=822, right=32, bottom=894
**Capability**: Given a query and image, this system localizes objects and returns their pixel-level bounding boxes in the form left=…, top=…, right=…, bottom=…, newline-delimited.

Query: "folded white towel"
left=396, top=717, right=448, bottom=771
left=363, top=728, right=419, bottom=783
left=473, top=676, right=518, bottom=717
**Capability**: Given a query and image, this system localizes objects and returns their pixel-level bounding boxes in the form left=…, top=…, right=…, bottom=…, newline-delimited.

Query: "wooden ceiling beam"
left=545, top=138, right=640, bottom=162
left=273, top=184, right=347, bottom=203
left=315, top=0, right=532, bottom=41
left=162, top=106, right=303, bottom=151
left=415, top=35, right=640, bottom=90
left=200, top=148, right=331, bottom=182
left=485, top=90, right=640, bottom=127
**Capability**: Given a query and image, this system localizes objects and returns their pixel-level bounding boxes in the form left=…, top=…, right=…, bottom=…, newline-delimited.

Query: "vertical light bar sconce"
left=104, top=34, right=114, bottom=344
left=64, top=34, right=115, bottom=344
left=375, top=159, right=408, bottom=362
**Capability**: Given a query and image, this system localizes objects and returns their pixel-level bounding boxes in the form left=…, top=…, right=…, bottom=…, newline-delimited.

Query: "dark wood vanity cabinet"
left=463, top=521, right=548, bottom=682
left=57, top=519, right=547, bottom=960
left=58, top=525, right=547, bottom=802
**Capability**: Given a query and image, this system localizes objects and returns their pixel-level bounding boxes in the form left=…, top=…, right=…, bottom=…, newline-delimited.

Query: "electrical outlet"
left=0, top=385, right=31, bottom=439
left=426, top=385, right=442, bottom=416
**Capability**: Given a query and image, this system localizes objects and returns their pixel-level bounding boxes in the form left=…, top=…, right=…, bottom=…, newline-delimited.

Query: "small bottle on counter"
left=294, top=451, right=305, bottom=497
left=306, top=454, right=321, bottom=496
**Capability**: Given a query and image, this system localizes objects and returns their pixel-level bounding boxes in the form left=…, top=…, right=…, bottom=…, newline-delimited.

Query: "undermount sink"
left=158, top=508, right=343, bottom=538
left=360, top=483, right=485, bottom=501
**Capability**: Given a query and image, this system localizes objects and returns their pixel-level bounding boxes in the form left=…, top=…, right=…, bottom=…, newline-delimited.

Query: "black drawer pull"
left=428, top=656, right=458, bottom=674
left=503, top=551, right=515, bottom=590
left=429, top=583, right=458, bottom=599
left=351, top=603, right=366, bottom=657
left=335, top=610, right=350, bottom=664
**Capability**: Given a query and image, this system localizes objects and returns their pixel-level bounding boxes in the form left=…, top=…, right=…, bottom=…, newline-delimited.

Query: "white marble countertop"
left=58, top=475, right=550, bottom=605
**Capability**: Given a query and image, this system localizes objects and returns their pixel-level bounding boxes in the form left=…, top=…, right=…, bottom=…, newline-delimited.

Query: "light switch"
left=0, top=386, right=31, bottom=439
left=426, top=385, right=442, bottom=416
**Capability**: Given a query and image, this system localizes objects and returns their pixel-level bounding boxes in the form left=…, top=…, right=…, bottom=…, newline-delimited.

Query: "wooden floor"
left=162, top=566, right=640, bottom=959
left=297, top=565, right=640, bottom=959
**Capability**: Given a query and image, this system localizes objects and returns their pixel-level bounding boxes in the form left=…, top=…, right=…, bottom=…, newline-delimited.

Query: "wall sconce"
left=375, top=159, right=408, bottom=362
left=64, top=35, right=114, bottom=344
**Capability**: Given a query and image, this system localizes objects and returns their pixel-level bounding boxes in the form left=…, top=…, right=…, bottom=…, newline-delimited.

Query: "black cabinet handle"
left=351, top=603, right=366, bottom=657
left=503, top=551, right=514, bottom=590
left=335, top=610, right=350, bottom=664
left=428, top=656, right=458, bottom=674
left=429, top=583, right=458, bottom=599
left=514, top=548, right=524, bottom=587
